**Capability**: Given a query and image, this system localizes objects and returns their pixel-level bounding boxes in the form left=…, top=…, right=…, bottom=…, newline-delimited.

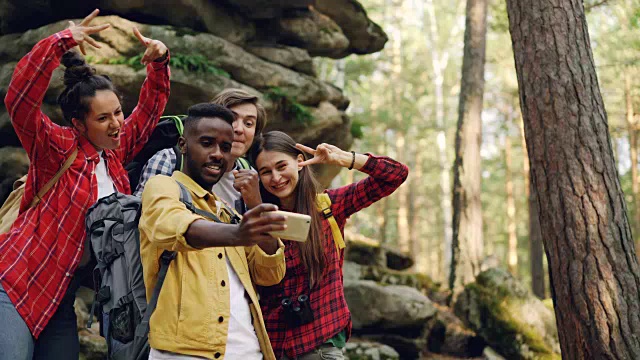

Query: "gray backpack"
left=85, top=181, right=236, bottom=360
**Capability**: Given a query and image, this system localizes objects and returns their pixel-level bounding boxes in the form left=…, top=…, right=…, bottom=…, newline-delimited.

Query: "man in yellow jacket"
left=139, top=103, right=287, bottom=360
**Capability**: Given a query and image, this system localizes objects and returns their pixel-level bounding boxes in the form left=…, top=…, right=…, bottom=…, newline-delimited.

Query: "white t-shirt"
left=95, top=151, right=116, bottom=200
left=212, top=162, right=243, bottom=209
left=79, top=151, right=116, bottom=267
left=224, top=257, right=263, bottom=359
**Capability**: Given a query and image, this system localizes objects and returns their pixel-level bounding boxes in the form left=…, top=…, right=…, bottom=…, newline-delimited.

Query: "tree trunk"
left=522, top=118, right=546, bottom=299
left=507, top=1, right=640, bottom=357
left=424, top=0, right=455, bottom=282
left=396, top=132, right=411, bottom=253
left=625, top=74, right=640, bottom=257
left=505, top=134, right=518, bottom=275
left=450, top=0, right=488, bottom=294
left=375, top=133, right=389, bottom=267
left=411, top=138, right=426, bottom=271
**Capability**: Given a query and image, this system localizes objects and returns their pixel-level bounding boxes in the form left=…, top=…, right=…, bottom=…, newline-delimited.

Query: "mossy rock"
left=453, top=268, right=560, bottom=360
left=345, top=238, right=414, bottom=270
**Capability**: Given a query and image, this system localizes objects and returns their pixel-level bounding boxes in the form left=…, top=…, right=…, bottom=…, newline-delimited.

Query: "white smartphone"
left=265, top=210, right=311, bottom=242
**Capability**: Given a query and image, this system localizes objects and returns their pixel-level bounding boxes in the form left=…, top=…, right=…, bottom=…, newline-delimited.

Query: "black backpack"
left=126, top=115, right=252, bottom=191
left=126, top=115, right=185, bottom=192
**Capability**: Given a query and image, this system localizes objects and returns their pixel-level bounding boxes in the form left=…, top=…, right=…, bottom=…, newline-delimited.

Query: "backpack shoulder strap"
left=175, top=180, right=225, bottom=223
left=236, top=157, right=250, bottom=170
left=135, top=250, right=176, bottom=338
left=316, top=193, right=345, bottom=253
left=29, top=148, right=78, bottom=209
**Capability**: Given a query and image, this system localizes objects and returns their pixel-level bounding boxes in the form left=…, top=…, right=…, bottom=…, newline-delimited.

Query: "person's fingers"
left=245, top=203, right=278, bottom=217
left=298, top=157, right=319, bottom=167
left=251, top=223, right=287, bottom=235
left=85, top=23, right=110, bottom=35
left=68, top=21, right=75, bottom=28
left=295, top=143, right=315, bottom=154
left=133, top=26, right=149, bottom=46
left=232, top=170, right=239, bottom=177
left=79, top=43, right=86, bottom=55
left=80, top=9, right=100, bottom=26
left=84, top=35, right=102, bottom=49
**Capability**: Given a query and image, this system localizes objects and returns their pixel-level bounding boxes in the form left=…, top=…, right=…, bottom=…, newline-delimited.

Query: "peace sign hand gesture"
left=68, top=9, right=110, bottom=55
left=133, top=27, right=168, bottom=65
left=296, top=143, right=347, bottom=167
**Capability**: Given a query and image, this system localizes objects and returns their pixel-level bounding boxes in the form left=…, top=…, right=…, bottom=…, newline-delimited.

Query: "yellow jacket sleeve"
left=245, top=239, right=286, bottom=286
left=139, top=175, right=203, bottom=252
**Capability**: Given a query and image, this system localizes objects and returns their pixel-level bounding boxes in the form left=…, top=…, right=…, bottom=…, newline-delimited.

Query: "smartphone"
left=265, top=210, right=311, bottom=242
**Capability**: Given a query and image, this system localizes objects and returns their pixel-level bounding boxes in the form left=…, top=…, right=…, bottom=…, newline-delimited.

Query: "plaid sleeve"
left=134, top=148, right=177, bottom=197
left=114, top=52, right=171, bottom=165
left=4, top=30, right=77, bottom=164
left=327, top=154, right=409, bottom=225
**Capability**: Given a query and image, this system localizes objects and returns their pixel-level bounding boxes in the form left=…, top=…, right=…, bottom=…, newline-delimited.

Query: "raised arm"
left=139, top=176, right=287, bottom=252
left=296, top=143, right=409, bottom=225
left=114, top=27, right=170, bottom=165
left=5, top=10, right=109, bottom=161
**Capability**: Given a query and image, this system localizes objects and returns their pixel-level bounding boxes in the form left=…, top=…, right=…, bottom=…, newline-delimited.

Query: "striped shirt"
left=0, top=29, right=170, bottom=338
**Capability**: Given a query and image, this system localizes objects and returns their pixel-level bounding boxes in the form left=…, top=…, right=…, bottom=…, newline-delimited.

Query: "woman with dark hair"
left=249, top=131, right=408, bottom=359
left=0, top=9, right=170, bottom=360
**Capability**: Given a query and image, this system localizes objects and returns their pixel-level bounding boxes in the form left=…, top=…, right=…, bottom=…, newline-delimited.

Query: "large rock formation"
left=0, top=1, right=387, bottom=57
left=0, top=0, right=386, bottom=192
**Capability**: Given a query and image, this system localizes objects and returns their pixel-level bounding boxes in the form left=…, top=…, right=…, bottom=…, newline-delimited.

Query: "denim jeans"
left=280, top=344, right=345, bottom=360
left=0, top=277, right=80, bottom=360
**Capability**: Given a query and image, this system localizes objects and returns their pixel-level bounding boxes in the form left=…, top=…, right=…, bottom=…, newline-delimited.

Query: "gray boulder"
left=345, top=280, right=437, bottom=331
left=344, top=339, right=400, bottom=360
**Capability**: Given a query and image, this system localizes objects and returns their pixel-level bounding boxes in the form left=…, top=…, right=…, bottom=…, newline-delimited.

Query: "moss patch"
left=461, top=282, right=559, bottom=360
left=264, top=87, right=314, bottom=126
left=86, top=53, right=230, bottom=78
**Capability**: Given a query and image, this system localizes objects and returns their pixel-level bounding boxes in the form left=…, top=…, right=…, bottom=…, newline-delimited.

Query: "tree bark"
left=522, top=118, right=546, bottom=299
left=507, top=0, right=640, bottom=357
left=450, top=0, right=488, bottom=294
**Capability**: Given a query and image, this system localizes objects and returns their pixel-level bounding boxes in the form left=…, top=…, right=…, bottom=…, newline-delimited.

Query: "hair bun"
left=61, top=51, right=95, bottom=87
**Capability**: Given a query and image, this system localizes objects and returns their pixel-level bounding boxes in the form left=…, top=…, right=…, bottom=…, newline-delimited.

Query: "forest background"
left=327, top=0, right=640, bottom=299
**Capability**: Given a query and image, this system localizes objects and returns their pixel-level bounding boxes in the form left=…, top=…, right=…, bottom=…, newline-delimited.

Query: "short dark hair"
left=183, top=103, right=235, bottom=136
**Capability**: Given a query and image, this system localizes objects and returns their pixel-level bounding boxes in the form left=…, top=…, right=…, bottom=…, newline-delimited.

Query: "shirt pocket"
left=177, top=251, right=213, bottom=342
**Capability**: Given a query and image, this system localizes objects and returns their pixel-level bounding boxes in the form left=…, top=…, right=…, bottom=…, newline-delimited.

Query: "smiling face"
left=72, top=90, right=124, bottom=151
left=179, top=117, right=234, bottom=190
left=229, top=102, right=258, bottom=159
left=255, top=150, right=304, bottom=209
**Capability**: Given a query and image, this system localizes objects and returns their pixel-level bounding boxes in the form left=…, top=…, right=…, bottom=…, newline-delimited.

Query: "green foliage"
left=350, top=119, right=365, bottom=139
left=264, top=87, right=314, bottom=126
left=170, top=54, right=230, bottom=77
left=86, top=53, right=230, bottom=77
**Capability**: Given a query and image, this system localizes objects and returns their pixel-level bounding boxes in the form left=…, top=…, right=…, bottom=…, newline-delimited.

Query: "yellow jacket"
left=139, top=172, right=285, bottom=360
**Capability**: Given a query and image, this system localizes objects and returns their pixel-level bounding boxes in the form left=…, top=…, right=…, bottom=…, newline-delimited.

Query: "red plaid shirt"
left=258, top=155, right=409, bottom=358
left=0, top=29, right=170, bottom=338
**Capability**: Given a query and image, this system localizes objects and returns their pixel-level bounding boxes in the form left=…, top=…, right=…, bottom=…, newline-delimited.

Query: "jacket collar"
left=171, top=171, right=215, bottom=200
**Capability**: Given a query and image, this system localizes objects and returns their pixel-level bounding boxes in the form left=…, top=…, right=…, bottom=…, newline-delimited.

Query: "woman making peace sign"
left=0, top=9, right=170, bottom=360
left=249, top=131, right=408, bottom=359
